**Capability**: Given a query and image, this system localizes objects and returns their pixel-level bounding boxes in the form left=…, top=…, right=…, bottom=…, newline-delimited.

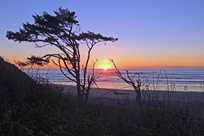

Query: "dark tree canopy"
left=7, top=9, right=79, bottom=43
left=7, top=8, right=117, bottom=46
left=7, top=8, right=117, bottom=103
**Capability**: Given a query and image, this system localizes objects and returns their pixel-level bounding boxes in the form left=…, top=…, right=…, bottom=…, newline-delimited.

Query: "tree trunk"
left=136, top=89, right=142, bottom=106
left=76, top=83, right=83, bottom=104
left=84, top=93, right=89, bottom=104
left=76, top=70, right=83, bottom=104
left=133, top=86, right=142, bottom=106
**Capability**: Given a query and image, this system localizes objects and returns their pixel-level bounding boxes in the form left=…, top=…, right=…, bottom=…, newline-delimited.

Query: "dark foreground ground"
left=1, top=57, right=204, bottom=136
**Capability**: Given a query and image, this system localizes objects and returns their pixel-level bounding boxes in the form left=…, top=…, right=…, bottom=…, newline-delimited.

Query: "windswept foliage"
left=7, top=8, right=117, bottom=103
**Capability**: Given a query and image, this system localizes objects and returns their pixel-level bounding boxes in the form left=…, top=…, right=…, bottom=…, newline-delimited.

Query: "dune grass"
left=1, top=57, right=204, bottom=136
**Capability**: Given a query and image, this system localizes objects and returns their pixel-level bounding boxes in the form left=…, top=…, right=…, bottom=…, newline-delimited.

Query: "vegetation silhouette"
left=2, top=7, right=204, bottom=135
left=1, top=57, right=204, bottom=135
left=6, top=8, right=117, bottom=103
left=111, top=60, right=143, bottom=106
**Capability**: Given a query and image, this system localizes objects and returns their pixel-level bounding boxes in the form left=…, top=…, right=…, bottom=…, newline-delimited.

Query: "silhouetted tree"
left=16, top=57, right=50, bottom=84
left=7, top=8, right=117, bottom=103
left=111, top=60, right=142, bottom=106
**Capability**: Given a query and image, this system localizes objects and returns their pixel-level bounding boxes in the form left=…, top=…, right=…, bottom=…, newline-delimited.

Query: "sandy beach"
left=57, top=85, right=204, bottom=105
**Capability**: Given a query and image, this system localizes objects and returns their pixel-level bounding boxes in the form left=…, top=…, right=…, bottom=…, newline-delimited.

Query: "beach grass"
left=1, top=57, right=204, bottom=136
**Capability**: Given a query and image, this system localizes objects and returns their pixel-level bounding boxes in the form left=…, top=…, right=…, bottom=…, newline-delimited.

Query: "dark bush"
left=1, top=57, right=204, bottom=136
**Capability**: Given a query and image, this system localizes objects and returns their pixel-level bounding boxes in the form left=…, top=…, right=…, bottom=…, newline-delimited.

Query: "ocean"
left=25, top=68, right=204, bottom=92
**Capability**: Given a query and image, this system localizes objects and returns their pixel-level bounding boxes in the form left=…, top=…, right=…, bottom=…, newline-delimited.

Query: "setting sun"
left=96, top=59, right=113, bottom=70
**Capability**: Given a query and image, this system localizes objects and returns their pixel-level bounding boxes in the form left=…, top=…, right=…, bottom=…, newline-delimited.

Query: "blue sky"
left=0, top=0, right=204, bottom=67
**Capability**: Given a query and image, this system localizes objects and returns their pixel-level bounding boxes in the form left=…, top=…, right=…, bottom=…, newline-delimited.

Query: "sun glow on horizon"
left=95, top=59, right=113, bottom=70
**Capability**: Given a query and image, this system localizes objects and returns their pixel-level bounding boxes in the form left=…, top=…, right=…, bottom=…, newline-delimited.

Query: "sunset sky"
left=0, top=0, right=204, bottom=68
